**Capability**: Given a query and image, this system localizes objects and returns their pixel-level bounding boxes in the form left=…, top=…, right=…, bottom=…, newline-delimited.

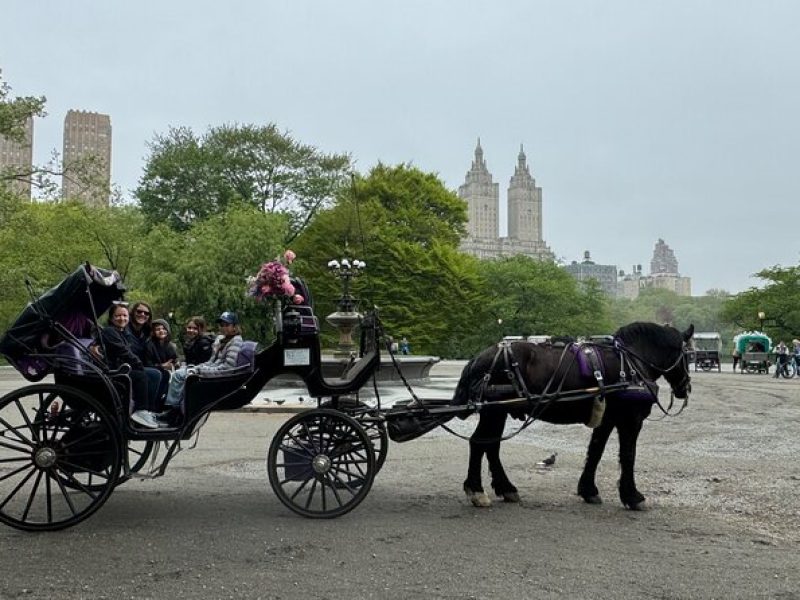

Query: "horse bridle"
left=614, top=339, right=692, bottom=415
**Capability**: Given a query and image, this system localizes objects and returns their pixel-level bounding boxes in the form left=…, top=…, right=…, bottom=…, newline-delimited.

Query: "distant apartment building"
left=617, top=239, right=691, bottom=299
left=62, top=110, right=112, bottom=207
left=0, top=116, right=34, bottom=199
left=563, top=251, right=618, bottom=296
left=458, top=140, right=555, bottom=262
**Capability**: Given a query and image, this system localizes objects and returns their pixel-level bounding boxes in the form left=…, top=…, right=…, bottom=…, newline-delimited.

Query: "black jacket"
left=145, top=339, right=178, bottom=369
left=183, top=334, right=214, bottom=366
left=100, top=326, right=144, bottom=370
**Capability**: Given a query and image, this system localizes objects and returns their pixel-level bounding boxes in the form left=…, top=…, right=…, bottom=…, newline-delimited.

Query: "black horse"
left=453, top=322, right=693, bottom=510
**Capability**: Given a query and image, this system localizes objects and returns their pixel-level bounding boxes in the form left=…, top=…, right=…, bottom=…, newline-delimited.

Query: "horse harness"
left=471, top=338, right=688, bottom=418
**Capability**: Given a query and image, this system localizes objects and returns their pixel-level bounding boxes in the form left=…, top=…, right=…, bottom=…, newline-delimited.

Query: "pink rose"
left=281, top=282, right=295, bottom=296
left=292, top=294, right=305, bottom=305
left=284, top=250, right=296, bottom=264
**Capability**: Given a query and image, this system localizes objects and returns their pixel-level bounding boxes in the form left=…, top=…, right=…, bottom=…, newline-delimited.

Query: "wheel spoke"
left=14, top=399, right=40, bottom=444
left=49, top=470, right=79, bottom=516
left=57, top=460, right=113, bottom=481
left=21, top=470, right=44, bottom=522
left=304, top=478, right=318, bottom=510
left=0, top=467, right=35, bottom=510
left=0, top=438, right=32, bottom=454
left=0, top=415, right=36, bottom=448
left=0, top=456, right=32, bottom=464
left=324, top=472, right=345, bottom=506
left=288, top=476, right=312, bottom=501
left=59, top=428, right=110, bottom=451
left=56, top=470, right=100, bottom=500
left=0, top=462, right=34, bottom=483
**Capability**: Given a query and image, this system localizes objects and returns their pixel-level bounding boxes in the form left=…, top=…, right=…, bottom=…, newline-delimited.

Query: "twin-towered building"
left=457, top=139, right=555, bottom=262
left=0, top=109, right=111, bottom=206
left=457, top=140, right=691, bottom=297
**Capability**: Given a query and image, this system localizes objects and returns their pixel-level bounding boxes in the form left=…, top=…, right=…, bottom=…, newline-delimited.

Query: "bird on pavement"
left=536, top=453, right=557, bottom=468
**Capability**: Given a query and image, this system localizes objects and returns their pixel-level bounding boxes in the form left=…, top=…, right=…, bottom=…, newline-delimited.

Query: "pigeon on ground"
left=536, top=453, right=557, bottom=469
left=274, top=399, right=285, bottom=405
left=298, top=396, right=305, bottom=403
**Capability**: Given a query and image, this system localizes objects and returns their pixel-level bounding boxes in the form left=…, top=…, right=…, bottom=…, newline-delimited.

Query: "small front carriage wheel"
left=267, top=409, right=375, bottom=518
left=319, top=398, right=388, bottom=474
left=0, top=384, right=122, bottom=531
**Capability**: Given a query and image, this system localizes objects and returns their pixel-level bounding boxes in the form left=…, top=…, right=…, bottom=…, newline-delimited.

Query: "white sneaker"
left=131, top=410, right=160, bottom=429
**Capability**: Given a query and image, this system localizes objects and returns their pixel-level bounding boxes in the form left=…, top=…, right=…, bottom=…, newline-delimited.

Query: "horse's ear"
left=682, top=324, right=695, bottom=342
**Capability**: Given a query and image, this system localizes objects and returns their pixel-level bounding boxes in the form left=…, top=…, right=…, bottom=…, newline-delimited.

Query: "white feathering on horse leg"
left=585, top=397, right=606, bottom=429
left=466, top=490, right=492, bottom=507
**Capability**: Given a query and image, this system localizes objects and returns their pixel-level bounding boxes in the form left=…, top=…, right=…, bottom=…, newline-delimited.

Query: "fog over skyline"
left=3, top=1, right=799, bottom=295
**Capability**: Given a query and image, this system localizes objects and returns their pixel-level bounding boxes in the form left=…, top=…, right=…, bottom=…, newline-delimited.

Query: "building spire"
left=473, top=137, right=486, bottom=170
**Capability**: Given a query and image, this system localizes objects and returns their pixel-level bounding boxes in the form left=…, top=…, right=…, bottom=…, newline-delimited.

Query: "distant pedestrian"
left=399, top=337, right=410, bottom=355
left=732, top=347, right=741, bottom=372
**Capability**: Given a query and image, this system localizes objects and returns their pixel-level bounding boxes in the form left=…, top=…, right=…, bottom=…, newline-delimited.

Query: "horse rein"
left=613, top=339, right=691, bottom=417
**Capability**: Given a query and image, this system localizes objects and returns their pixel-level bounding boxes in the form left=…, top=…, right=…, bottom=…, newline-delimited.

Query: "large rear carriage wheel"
left=0, top=384, right=122, bottom=531
left=267, top=409, right=375, bottom=518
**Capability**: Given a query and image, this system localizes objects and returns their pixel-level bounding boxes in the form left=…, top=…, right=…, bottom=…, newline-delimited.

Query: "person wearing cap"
left=161, top=311, right=244, bottom=423
left=145, top=318, right=179, bottom=405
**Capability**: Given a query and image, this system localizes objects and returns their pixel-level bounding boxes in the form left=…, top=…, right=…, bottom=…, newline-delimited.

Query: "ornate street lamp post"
left=325, top=258, right=366, bottom=357
left=758, top=311, right=765, bottom=332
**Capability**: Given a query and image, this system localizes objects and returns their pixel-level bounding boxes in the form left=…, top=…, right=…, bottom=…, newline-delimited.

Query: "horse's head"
left=615, top=322, right=694, bottom=399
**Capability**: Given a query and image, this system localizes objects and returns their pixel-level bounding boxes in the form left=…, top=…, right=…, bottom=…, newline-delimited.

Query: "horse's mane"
left=615, top=322, right=681, bottom=347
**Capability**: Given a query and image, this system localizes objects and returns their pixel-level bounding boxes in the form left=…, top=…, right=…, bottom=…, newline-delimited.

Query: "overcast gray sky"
left=3, top=1, right=799, bottom=295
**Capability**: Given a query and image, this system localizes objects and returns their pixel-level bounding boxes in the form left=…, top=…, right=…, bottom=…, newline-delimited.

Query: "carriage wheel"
left=320, top=398, right=388, bottom=473
left=0, top=384, right=122, bottom=531
left=267, top=409, right=375, bottom=518
left=700, top=361, right=712, bottom=372
left=779, top=363, right=796, bottom=379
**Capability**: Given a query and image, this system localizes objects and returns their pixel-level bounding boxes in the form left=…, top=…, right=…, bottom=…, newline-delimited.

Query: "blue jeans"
left=144, top=367, right=162, bottom=407
left=165, top=367, right=189, bottom=409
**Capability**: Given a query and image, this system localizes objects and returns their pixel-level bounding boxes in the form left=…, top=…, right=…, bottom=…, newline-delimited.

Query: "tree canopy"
left=720, top=265, right=800, bottom=342
left=135, top=124, right=351, bottom=242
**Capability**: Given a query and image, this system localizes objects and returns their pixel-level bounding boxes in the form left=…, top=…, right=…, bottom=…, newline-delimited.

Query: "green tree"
left=293, top=164, right=480, bottom=356
left=721, top=265, right=800, bottom=341
left=135, top=124, right=351, bottom=241
left=135, top=204, right=289, bottom=341
left=0, top=202, right=146, bottom=328
left=478, top=256, right=612, bottom=343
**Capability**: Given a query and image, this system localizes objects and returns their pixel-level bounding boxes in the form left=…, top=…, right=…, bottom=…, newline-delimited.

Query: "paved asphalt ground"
left=0, top=365, right=798, bottom=599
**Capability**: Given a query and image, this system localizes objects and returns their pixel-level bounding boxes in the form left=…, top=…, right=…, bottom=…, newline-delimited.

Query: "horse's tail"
left=452, top=357, right=476, bottom=407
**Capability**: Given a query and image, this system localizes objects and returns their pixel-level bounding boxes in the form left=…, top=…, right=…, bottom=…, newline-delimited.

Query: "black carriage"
left=689, top=332, right=722, bottom=372
left=0, top=264, right=399, bottom=531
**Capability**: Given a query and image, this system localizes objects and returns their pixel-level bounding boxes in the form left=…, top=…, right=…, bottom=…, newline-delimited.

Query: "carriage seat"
left=282, top=305, right=319, bottom=337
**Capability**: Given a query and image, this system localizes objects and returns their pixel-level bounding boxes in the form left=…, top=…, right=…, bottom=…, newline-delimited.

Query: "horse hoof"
left=624, top=500, right=647, bottom=511
left=467, top=491, right=492, bottom=508
left=500, top=491, right=521, bottom=503
left=582, top=494, right=603, bottom=505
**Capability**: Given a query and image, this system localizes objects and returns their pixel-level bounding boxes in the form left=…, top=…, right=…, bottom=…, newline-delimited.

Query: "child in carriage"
left=181, top=316, right=214, bottom=366
left=145, top=318, right=179, bottom=404
left=160, top=311, right=244, bottom=424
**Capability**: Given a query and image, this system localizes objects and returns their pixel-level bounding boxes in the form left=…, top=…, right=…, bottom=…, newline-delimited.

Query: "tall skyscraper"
left=62, top=110, right=112, bottom=207
left=458, top=140, right=554, bottom=262
left=0, top=116, right=34, bottom=199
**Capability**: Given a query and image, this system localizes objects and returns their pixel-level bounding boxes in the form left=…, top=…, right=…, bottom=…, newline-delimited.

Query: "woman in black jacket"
left=100, top=303, right=161, bottom=429
left=182, top=316, right=213, bottom=366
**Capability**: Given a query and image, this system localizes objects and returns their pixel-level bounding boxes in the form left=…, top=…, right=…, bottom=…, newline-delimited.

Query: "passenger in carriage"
left=161, top=311, right=244, bottom=424
left=100, top=303, right=162, bottom=429
left=145, top=319, right=179, bottom=404
left=181, top=316, right=214, bottom=366
left=125, top=301, right=163, bottom=408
